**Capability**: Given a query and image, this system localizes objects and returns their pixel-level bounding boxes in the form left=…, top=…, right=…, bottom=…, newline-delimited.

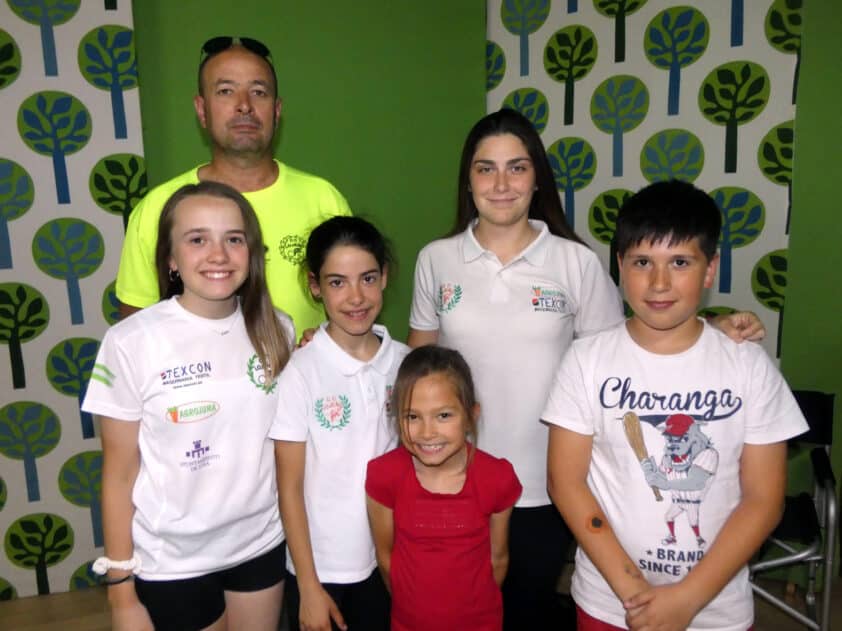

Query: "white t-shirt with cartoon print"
left=82, top=297, right=295, bottom=580
left=269, top=323, right=409, bottom=583
left=410, top=220, right=624, bottom=506
left=541, top=321, right=808, bottom=630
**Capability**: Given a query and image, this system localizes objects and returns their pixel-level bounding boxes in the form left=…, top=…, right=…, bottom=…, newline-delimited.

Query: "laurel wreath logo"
left=278, top=234, right=307, bottom=264
left=247, top=354, right=277, bottom=394
left=315, top=395, right=351, bottom=430
left=437, top=283, right=463, bottom=314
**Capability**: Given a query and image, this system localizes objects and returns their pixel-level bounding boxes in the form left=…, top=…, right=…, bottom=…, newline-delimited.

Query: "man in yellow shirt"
left=117, top=36, right=350, bottom=332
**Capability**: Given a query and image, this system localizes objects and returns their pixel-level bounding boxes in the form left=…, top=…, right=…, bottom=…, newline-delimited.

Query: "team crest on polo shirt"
left=530, top=285, right=570, bottom=314
left=315, top=395, right=351, bottom=430
left=437, top=283, right=462, bottom=313
left=247, top=354, right=277, bottom=394
left=278, top=234, right=306, bottom=264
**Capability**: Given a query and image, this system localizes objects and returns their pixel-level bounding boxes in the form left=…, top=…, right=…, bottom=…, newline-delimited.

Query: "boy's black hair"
left=614, top=180, right=721, bottom=261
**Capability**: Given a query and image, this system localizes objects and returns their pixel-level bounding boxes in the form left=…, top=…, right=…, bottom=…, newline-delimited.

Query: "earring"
left=169, top=269, right=180, bottom=282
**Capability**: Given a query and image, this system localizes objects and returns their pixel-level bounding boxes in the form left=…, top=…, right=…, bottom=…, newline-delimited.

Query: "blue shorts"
left=134, top=542, right=285, bottom=631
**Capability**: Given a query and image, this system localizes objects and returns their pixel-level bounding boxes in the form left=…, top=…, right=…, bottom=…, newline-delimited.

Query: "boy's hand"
left=299, top=585, right=347, bottom=631
left=711, top=311, right=765, bottom=342
left=624, top=584, right=700, bottom=631
left=297, top=327, right=317, bottom=349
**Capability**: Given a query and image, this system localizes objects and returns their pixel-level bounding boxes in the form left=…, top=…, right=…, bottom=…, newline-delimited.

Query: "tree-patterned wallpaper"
left=487, top=0, right=800, bottom=358
left=0, top=0, right=144, bottom=599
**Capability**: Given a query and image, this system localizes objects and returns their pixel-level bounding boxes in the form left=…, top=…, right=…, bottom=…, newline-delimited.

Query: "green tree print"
left=752, top=248, right=787, bottom=356
left=501, top=0, right=550, bottom=76
left=0, top=475, right=6, bottom=510
left=699, top=61, right=769, bottom=173
left=0, top=158, right=34, bottom=269
left=78, top=25, right=137, bottom=139
left=486, top=40, right=506, bottom=91
left=0, top=576, right=16, bottom=601
left=712, top=187, right=764, bottom=294
left=546, top=136, right=596, bottom=229
left=0, top=283, right=49, bottom=389
left=588, top=188, right=631, bottom=284
left=89, top=153, right=147, bottom=230
left=590, top=75, right=648, bottom=177
left=7, top=0, right=80, bottom=76
left=644, top=6, right=708, bottom=116
left=0, top=402, right=61, bottom=502
left=32, top=218, right=104, bottom=325
left=59, top=451, right=103, bottom=546
left=766, top=0, right=802, bottom=103
left=17, top=91, right=91, bottom=203
left=0, top=29, right=22, bottom=88
left=102, top=280, right=120, bottom=325
left=544, top=25, right=597, bottom=125
left=5, top=513, right=74, bottom=595
left=502, top=88, right=549, bottom=133
left=46, top=337, right=100, bottom=439
left=594, top=0, right=647, bottom=63
left=640, top=129, right=704, bottom=183
left=758, top=120, right=795, bottom=233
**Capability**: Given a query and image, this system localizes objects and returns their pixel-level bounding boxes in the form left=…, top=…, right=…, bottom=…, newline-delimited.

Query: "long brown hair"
left=452, top=108, right=585, bottom=245
left=155, top=181, right=290, bottom=376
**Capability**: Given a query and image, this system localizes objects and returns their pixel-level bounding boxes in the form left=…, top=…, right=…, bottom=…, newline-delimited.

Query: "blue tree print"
left=644, top=7, right=708, bottom=116
left=568, top=0, right=578, bottom=12
left=590, top=75, right=648, bottom=177
left=594, top=0, right=647, bottom=63
left=486, top=40, right=506, bottom=91
left=32, top=218, right=103, bottom=325
left=758, top=121, right=795, bottom=233
left=731, top=0, right=744, bottom=46
left=640, top=129, right=704, bottom=183
left=70, top=561, right=100, bottom=589
left=0, top=158, right=34, bottom=269
left=0, top=283, right=49, bottom=389
left=78, top=25, right=137, bottom=139
left=546, top=137, right=596, bottom=229
left=46, top=337, right=99, bottom=439
left=0, top=402, right=61, bottom=502
left=544, top=26, right=598, bottom=126
left=502, top=88, right=549, bottom=133
left=17, top=91, right=91, bottom=203
left=501, top=0, right=550, bottom=76
left=59, top=451, right=103, bottom=546
left=102, top=280, right=120, bottom=325
left=7, top=0, right=80, bottom=76
left=712, top=187, right=764, bottom=293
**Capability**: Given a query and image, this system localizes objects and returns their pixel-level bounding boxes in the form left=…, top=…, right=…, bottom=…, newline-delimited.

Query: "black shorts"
left=135, top=542, right=285, bottom=631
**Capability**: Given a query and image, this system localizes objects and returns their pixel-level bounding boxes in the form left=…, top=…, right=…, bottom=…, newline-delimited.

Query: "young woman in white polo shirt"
left=84, top=181, right=294, bottom=631
left=272, top=216, right=409, bottom=631
left=408, top=109, right=766, bottom=630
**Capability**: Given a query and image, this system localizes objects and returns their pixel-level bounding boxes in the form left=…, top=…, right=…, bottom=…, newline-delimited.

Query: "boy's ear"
left=307, top=272, right=321, bottom=299
left=471, top=403, right=480, bottom=424
left=380, top=264, right=389, bottom=290
left=704, top=254, right=720, bottom=289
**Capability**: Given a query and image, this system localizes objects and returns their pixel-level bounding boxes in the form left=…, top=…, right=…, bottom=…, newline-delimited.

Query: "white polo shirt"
left=410, top=221, right=623, bottom=506
left=82, top=297, right=294, bottom=580
left=270, top=323, right=409, bottom=583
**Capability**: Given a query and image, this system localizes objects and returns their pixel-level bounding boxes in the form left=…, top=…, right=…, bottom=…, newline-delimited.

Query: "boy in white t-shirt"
left=542, top=180, right=807, bottom=631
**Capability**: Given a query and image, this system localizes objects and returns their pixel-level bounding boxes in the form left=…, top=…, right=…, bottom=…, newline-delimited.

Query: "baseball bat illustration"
left=623, top=412, right=663, bottom=502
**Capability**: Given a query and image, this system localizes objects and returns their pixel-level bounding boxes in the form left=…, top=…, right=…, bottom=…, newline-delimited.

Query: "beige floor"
left=0, top=577, right=838, bottom=630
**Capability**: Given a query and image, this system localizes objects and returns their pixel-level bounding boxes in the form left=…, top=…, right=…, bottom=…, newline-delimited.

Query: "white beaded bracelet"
left=92, top=552, right=142, bottom=576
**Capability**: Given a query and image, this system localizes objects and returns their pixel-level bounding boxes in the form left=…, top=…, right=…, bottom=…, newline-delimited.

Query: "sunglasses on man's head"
left=200, top=36, right=272, bottom=63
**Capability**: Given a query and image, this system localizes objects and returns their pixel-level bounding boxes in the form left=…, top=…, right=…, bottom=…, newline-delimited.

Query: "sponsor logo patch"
left=166, top=401, right=220, bottom=424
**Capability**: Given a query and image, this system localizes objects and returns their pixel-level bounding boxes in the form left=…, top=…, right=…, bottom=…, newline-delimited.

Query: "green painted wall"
left=781, top=2, right=842, bottom=481
left=132, top=0, right=486, bottom=338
